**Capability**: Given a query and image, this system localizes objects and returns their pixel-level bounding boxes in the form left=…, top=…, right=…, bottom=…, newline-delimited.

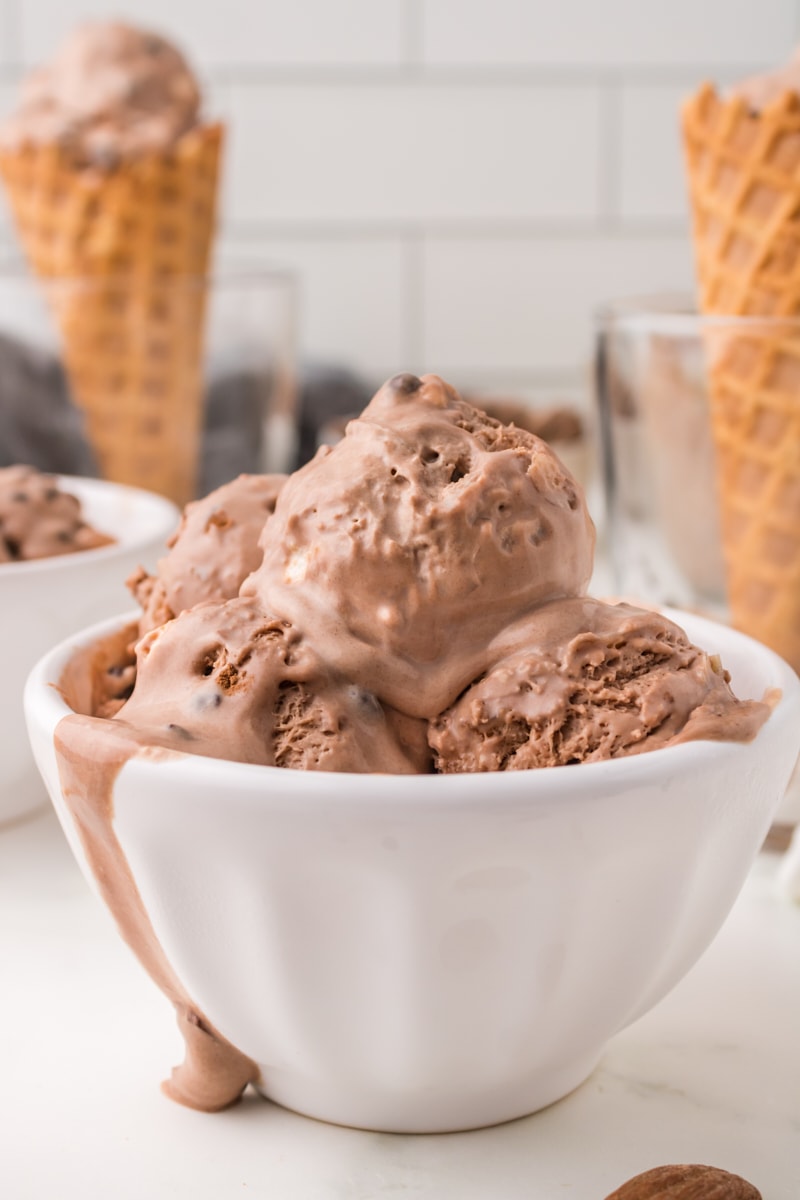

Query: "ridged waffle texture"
left=0, top=124, right=223, bottom=506
left=682, top=84, right=800, bottom=670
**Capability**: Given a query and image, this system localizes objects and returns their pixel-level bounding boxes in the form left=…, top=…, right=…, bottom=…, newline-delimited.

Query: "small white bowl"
left=2, top=476, right=178, bottom=824
left=24, top=607, right=800, bottom=1132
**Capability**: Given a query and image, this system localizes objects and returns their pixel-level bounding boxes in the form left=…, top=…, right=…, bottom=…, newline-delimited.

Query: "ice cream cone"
left=682, top=83, right=800, bottom=671
left=0, top=123, right=223, bottom=506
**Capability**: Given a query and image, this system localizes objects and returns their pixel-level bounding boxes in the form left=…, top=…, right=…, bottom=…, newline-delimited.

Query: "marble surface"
left=1, top=804, right=798, bottom=1199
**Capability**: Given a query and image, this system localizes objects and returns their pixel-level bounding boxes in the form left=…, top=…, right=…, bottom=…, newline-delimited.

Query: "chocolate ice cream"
left=128, top=473, right=286, bottom=635
left=430, top=598, right=770, bottom=772
left=115, top=596, right=429, bottom=772
left=0, top=21, right=202, bottom=165
left=73, top=374, right=769, bottom=763
left=0, top=464, right=112, bottom=562
left=246, top=373, right=595, bottom=718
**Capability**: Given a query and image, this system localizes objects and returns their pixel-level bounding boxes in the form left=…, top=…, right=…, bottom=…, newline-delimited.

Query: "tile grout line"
left=220, top=219, right=689, bottom=241
left=203, top=62, right=781, bottom=87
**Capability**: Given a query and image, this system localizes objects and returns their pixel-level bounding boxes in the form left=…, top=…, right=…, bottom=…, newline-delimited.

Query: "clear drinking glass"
left=595, top=296, right=729, bottom=616
left=0, top=258, right=299, bottom=506
left=595, top=292, right=800, bottom=664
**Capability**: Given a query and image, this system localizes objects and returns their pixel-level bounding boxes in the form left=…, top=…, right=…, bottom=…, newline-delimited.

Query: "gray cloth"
left=199, top=365, right=267, bottom=495
left=0, top=332, right=98, bottom=475
left=0, top=331, right=374, bottom=489
left=295, top=362, right=374, bottom=466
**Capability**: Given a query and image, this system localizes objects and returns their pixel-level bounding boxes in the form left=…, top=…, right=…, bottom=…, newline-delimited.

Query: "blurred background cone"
left=682, top=83, right=800, bottom=672
left=0, top=123, right=223, bottom=507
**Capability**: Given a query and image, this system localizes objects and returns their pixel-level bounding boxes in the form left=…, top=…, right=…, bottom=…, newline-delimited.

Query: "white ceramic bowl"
left=1, top=476, right=178, bottom=824
left=24, top=607, right=800, bottom=1133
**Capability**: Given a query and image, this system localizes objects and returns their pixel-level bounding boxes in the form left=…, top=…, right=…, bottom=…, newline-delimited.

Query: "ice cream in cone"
left=0, top=23, right=223, bottom=506
left=681, top=55, right=800, bottom=672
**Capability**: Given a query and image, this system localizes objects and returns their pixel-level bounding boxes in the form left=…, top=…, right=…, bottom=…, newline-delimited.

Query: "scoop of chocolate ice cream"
left=247, top=373, right=595, bottom=719
left=117, top=596, right=430, bottom=773
left=129, top=473, right=285, bottom=635
left=0, top=21, right=202, bottom=165
left=429, top=598, right=772, bottom=772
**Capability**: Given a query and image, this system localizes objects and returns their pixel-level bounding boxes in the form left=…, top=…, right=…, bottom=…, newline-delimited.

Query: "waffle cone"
left=682, top=84, right=800, bottom=670
left=0, top=123, right=223, bottom=506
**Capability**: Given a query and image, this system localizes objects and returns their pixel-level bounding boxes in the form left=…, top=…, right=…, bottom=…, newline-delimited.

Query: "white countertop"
left=1, top=804, right=798, bottom=1199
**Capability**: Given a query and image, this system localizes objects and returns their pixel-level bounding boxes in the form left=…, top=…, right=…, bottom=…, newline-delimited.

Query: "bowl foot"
left=254, top=1049, right=602, bottom=1133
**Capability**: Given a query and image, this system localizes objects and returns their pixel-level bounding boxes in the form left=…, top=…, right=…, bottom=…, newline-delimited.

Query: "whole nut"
left=604, top=1163, right=762, bottom=1199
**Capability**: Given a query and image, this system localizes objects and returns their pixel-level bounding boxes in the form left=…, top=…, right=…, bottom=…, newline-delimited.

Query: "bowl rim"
left=25, top=604, right=800, bottom=806
left=0, top=474, right=178, bottom=579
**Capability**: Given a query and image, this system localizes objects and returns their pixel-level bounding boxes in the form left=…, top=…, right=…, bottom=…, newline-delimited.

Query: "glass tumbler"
left=595, top=294, right=800, bottom=671
left=595, top=297, right=728, bottom=616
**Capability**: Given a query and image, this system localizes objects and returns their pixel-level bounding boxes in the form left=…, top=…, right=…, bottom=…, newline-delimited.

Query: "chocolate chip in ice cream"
left=389, top=372, right=424, bottom=395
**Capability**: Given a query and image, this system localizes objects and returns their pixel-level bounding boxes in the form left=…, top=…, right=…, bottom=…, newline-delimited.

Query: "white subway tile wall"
left=16, top=0, right=410, bottom=68
left=422, top=234, right=694, bottom=375
left=0, top=5, right=11, bottom=66
left=220, top=234, right=413, bottom=375
left=226, top=83, right=602, bottom=224
left=618, top=84, right=689, bottom=223
left=421, top=0, right=797, bottom=68
left=0, top=0, right=798, bottom=402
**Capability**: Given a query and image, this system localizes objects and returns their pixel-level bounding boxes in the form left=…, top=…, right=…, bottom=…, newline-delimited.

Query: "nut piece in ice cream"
left=430, top=598, right=772, bottom=772
left=128, top=473, right=286, bottom=635
left=247, top=373, right=596, bottom=719
left=603, top=1162, right=762, bottom=1199
left=0, top=465, right=112, bottom=562
left=116, top=596, right=430, bottom=773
